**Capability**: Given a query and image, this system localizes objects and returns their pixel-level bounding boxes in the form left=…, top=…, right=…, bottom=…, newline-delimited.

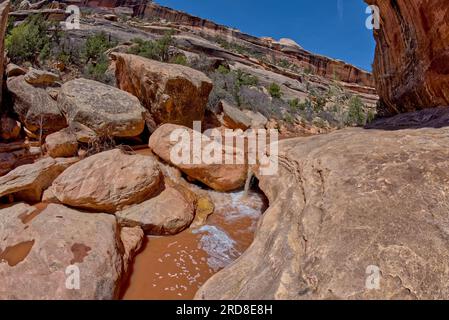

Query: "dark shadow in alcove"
left=365, top=106, right=449, bottom=130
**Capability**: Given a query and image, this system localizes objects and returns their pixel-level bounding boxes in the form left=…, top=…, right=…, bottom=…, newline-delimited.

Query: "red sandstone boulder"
left=149, top=124, right=247, bottom=192
left=114, top=53, right=213, bottom=129
left=58, top=78, right=146, bottom=139
left=117, top=182, right=196, bottom=235
left=50, top=149, right=162, bottom=213
left=7, top=76, right=67, bottom=136
left=0, top=157, right=78, bottom=202
left=45, top=129, right=78, bottom=158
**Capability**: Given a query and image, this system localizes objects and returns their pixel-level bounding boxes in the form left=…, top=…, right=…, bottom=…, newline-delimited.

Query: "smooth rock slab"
left=24, top=68, right=59, bottom=86
left=51, top=149, right=163, bottom=213
left=0, top=203, right=123, bottom=300
left=149, top=124, right=247, bottom=192
left=196, top=125, right=449, bottom=300
left=117, top=183, right=196, bottom=235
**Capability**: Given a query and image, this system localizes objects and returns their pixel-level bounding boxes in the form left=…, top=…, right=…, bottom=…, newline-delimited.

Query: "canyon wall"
left=140, top=2, right=374, bottom=88
left=0, top=1, right=9, bottom=107
left=366, top=0, right=449, bottom=115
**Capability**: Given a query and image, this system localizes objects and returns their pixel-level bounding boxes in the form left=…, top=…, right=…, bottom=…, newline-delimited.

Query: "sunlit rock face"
left=366, top=0, right=449, bottom=115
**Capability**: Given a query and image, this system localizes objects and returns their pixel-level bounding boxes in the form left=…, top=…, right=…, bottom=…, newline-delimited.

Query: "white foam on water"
left=208, top=190, right=265, bottom=223
left=192, top=225, right=240, bottom=271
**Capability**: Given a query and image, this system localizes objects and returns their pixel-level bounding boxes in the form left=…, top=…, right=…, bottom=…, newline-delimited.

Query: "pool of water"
left=120, top=189, right=267, bottom=300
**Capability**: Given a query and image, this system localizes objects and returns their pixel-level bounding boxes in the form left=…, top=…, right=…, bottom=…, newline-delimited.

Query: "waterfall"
left=243, top=169, right=253, bottom=198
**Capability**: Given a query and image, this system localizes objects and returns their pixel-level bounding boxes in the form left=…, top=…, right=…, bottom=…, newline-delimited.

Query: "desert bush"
left=346, top=96, right=366, bottom=126
left=5, top=14, right=50, bottom=64
left=268, top=83, right=282, bottom=99
left=366, top=110, right=376, bottom=124
left=80, top=32, right=115, bottom=83
left=169, top=54, right=187, bottom=66
left=129, top=31, right=174, bottom=62
left=235, top=69, right=259, bottom=87
left=289, top=98, right=300, bottom=112
left=84, top=54, right=111, bottom=83
left=82, top=32, right=114, bottom=63
left=217, top=64, right=230, bottom=74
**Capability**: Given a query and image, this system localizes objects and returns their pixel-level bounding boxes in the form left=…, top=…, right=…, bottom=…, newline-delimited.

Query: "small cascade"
left=243, top=169, right=254, bottom=198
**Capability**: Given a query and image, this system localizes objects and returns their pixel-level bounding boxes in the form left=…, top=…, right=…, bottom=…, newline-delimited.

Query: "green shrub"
left=298, top=99, right=313, bottom=111
left=235, top=69, right=259, bottom=87
left=366, top=110, right=376, bottom=124
left=129, top=31, right=174, bottom=62
left=268, top=83, right=282, bottom=99
left=82, top=32, right=114, bottom=64
left=5, top=14, right=50, bottom=64
left=289, top=98, right=300, bottom=112
left=346, top=96, right=366, bottom=126
left=85, top=54, right=110, bottom=82
left=217, top=64, right=230, bottom=74
left=170, top=54, right=187, bottom=65
left=283, top=113, right=294, bottom=124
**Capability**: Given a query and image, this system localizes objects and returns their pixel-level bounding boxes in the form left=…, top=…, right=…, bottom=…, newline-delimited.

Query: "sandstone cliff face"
left=140, top=2, right=374, bottom=88
left=366, top=0, right=449, bottom=115
left=0, top=1, right=10, bottom=107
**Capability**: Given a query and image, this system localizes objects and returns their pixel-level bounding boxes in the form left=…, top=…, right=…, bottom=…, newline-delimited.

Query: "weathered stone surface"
left=24, top=68, right=59, bottom=86
left=0, top=203, right=123, bottom=299
left=0, top=142, right=39, bottom=177
left=103, top=14, right=118, bottom=21
left=58, top=78, right=146, bottom=138
left=190, top=195, right=214, bottom=228
left=366, top=0, right=449, bottom=114
left=117, top=183, right=195, bottom=235
left=7, top=76, right=67, bottom=135
left=219, top=100, right=252, bottom=130
left=0, top=116, right=21, bottom=140
left=114, top=53, right=213, bottom=128
left=242, top=109, right=268, bottom=129
left=51, top=149, right=162, bottom=213
left=0, top=1, right=9, bottom=106
left=149, top=124, right=247, bottom=192
left=0, top=157, right=77, bottom=202
left=5, top=63, right=26, bottom=77
left=196, top=125, right=449, bottom=300
left=45, top=129, right=78, bottom=158
left=120, top=226, right=144, bottom=274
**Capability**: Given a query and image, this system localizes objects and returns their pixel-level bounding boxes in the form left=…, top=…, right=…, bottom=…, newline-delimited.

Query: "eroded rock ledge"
left=196, top=124, right=449, bottom=299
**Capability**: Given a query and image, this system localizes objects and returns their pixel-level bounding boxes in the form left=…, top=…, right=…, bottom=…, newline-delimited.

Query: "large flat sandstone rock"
left=196, top=125, right=449, bottom=300
left=50, top=149, right=162, bottom=213
left=0, top=203, right=123, bottom=299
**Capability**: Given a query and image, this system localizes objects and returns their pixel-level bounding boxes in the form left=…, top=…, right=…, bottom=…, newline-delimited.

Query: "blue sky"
left=155, top=0, right=375, bottom=71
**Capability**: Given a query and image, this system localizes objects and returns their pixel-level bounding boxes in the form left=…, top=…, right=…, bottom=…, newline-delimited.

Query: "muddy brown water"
left=120, top=189, right=267, bottom=300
